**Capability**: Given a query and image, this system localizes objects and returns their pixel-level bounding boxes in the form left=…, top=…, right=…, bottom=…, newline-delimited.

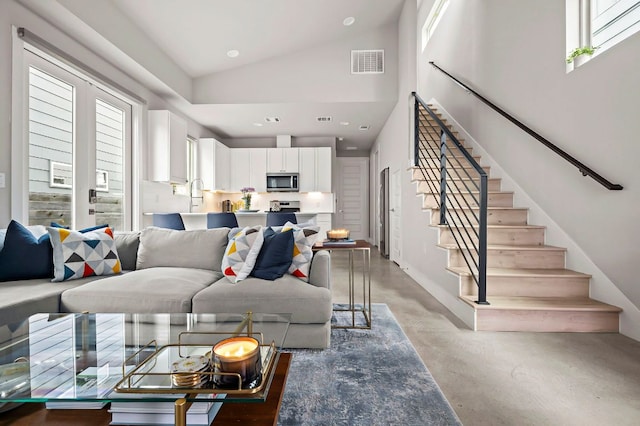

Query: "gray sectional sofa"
left=0, top=226, right=332, bottom=349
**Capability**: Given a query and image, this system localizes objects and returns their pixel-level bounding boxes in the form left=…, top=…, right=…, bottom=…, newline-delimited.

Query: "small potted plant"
left=566, top=46, right=598, bottom=67
left=240, top=187, right=255, bottom=210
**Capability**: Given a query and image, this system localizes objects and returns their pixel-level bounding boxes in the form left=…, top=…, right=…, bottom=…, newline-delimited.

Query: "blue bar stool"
left=207, top=212, right=239, bottom=229
left=152, top=213, right=185, bottom=230
left=266, top=212, right=297, bottom=227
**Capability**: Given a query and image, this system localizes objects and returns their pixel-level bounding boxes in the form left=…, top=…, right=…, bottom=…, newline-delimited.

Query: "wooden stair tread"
left=438, top=243, right=566, bottom=251
left=460, top=295, right=622, bottom=312
left=448, top=266, right=590, bottom=278
left=434, top=224, right=546, bottom=230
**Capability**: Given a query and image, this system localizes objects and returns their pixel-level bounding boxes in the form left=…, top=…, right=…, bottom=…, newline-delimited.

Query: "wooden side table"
left=313, top=240, right=372, bottom=329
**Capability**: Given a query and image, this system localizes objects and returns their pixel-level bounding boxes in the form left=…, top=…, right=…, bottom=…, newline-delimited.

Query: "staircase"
left=412, top=105, right=621, bottom=332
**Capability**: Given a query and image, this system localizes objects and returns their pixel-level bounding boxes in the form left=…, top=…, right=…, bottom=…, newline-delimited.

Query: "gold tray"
left=113, top=331, right=278, bottom=396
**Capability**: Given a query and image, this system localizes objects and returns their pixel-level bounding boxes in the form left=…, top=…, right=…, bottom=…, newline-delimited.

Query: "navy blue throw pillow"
left=251, top=228, right=294, bottom=280
left=0, top=220, right=53, bottom=281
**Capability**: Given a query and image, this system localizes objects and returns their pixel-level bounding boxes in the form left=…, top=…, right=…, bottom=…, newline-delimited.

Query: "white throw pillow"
left=281, top=221, right=320, bottom=282
left=221, top=226, right=264, bottom=283
left=136, top=227, right=229, bottom=271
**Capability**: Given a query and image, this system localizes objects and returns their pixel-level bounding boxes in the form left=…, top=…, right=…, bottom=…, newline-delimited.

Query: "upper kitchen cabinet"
left=230, top=148, right=267, bottom=192
left=148, top=110, right=188, bottom=184
left=198, top=138, right=230, bottom=191
left=299, top=147, right=332, bottom=192
left=267, top=148, right=299, bottom=173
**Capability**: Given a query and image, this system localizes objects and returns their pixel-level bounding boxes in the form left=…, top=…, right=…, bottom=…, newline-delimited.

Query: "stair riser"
left=423, top=191, right=512, bottom=209
left=475, top=310, right=619, bottom=332
left=418, top=148, right=479, bottom=162
left=449, top=249, right=565, bottom=269
left=412, top=167, right=491, bottom=182
left=439, top=227, right=545, bottom=246
left=460, top=276, right=589, bottom=298
left=418, top=160, right=485, bottom=173
left=430, top=208, right=527, bottom=226
left=418, top=179, right=502, bottom=193
left=418, top=137, right=469, bottom=150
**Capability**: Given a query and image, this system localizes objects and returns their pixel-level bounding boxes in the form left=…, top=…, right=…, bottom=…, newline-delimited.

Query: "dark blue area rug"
left=278, top=304, right=461, bottom=425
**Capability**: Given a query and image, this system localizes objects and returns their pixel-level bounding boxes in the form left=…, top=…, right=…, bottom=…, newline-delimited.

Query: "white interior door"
left=335, top=158, right=369, bottom=241
left=390, top=169, right=402, bottom=263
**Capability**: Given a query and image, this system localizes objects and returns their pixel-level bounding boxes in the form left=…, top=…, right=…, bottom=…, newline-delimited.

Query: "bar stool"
left=207, top=212, right=239, bottom=229
left=152, top=213, right=185, bottom=230
left=266, top=212, right=297, bottom=227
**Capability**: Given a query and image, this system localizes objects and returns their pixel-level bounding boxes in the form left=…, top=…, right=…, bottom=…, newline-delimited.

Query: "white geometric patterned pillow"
left=281, top=221, right=320, bottom=282
left=48, top=227, right=122, bottom=282
left=221, top=226, right=264, bottom=283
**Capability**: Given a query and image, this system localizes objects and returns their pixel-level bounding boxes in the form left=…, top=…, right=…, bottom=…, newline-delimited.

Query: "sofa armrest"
left=308, top=250, right=331, bottom=290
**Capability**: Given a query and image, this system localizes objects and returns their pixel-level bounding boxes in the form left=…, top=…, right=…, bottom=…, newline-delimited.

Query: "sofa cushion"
left=0, top=221, right=53, bottom=281
left=136, top=227, right=228, bottom=272
left=282, top=221, right=320, bottom=282
left=192, top=275, right=332, bottom=324
left=60, top=267, right=223, bottom=313
left=114, top=231, right=140, bottom=271
left=0, top=276, right=105, bottom=326
left=221, top=226, right=264, bottom=283
left=250, top=228, right=294, bottom=280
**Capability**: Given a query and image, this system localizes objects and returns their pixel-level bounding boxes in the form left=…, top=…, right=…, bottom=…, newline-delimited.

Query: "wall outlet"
left=0, top=172, right=5, bottom=188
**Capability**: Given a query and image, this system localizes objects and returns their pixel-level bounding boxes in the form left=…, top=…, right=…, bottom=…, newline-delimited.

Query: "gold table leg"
left=174, top=393, right=196, bottom=426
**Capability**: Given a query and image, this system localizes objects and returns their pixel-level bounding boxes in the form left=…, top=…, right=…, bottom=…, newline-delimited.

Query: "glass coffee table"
left=0, top=312, right=291, bottom=426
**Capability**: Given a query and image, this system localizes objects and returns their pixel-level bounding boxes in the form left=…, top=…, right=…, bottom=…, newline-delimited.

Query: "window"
left=422, top=0, right=450, bottom=51
left=592, top=0, right=640, bottom=50
left=568, top=0, right=640, bottom=66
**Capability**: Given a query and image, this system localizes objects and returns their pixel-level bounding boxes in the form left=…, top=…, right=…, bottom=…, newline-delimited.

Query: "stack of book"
left=109, top=393, right=225, bottom=425
left=319, top=238, right=356, bottom=247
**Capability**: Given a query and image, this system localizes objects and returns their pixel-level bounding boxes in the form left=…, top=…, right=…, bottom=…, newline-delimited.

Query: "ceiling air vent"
left=359, top=125, right=370, bottom=131
left=316, top=116, right=332, bottom=122
left=351, top=49, right=384, bottom=74
left=264, top=117, right=280, bottom=123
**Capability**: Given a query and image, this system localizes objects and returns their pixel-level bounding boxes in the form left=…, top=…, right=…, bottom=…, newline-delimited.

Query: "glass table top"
left=0, top=312, right=290, bottom=405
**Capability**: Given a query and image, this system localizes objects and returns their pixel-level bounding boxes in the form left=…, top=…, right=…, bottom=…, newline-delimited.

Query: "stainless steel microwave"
left=266, top=173, right=299, bottom=192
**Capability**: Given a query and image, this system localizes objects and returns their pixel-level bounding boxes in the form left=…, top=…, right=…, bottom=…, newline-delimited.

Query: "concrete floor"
left=327, top=248, right=640, bottom=426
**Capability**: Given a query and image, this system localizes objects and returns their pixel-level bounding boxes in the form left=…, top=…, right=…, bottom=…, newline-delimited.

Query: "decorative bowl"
left=327, top=229, right=350, bottom=241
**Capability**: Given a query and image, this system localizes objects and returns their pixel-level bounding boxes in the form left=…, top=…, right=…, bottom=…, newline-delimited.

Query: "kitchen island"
left=143, top=212, right=331, bottom=238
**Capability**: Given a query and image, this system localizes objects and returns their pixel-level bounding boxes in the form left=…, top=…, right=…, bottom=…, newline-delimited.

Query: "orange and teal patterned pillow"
left=221, top=226, right=264, bottom=283
left=48, top=226, right=122, bottom=282
left=281, top=221, right=320, bottom=282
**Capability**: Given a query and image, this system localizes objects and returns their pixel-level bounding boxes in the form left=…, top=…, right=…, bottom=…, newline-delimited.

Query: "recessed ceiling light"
left=343, top=17, right=356, bottom=26
left=340, top=121, right=350, bottom=126
left=227, top=49, right=239, bottom=58
left=338, top=137, right=344, bottom=141
left=346, top=146, right=358, bottom=150
left=253, top=122, right=263, bottom=127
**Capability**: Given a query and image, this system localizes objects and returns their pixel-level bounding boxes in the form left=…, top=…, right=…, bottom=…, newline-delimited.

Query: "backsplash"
left=201, top=191, right=335, bottom=213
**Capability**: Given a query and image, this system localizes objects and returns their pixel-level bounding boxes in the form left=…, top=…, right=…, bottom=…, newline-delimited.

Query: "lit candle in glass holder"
left=213, top=336, right=262, bottom=388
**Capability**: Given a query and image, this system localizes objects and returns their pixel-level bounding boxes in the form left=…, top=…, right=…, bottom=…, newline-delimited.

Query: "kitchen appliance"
left=266, top=173, right=299, bottom=192
left=269, top=200, right=300, bottom=212
left=380, top=167, right=389, bottom=258
left=221, top=199, right=232, bottom=212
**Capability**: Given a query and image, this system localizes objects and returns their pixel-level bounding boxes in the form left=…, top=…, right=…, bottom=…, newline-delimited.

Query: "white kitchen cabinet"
left=267, top=148, right=299, bottom=173
left=229, top=148, right=266, bottom=192
left=298, top=147, right=332, bottom=192
left=198, top=138, right=229, bottom=191
left=316, top=213, right=333, bottom=241
left=148, top=110, right=188, bottom=184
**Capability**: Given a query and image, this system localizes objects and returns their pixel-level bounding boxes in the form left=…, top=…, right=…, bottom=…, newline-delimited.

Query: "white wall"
left=373, top=0, right=640, bottom=336
left=0, top=0, right=215, bottom=228
left=193, top=25, right=399, bottom=104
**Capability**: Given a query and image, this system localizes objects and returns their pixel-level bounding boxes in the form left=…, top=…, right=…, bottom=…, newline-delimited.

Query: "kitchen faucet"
left=189, top=178, right=204, bottom=213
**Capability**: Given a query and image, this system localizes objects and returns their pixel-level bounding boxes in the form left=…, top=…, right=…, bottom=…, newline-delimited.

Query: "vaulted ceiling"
left=19, top=0, right=406, bottom=153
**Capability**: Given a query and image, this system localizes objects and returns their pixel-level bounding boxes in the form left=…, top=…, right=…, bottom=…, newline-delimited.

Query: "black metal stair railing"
left=412, top=92, right=489, bottom=305
left=428, top=61, right=623, bottom=190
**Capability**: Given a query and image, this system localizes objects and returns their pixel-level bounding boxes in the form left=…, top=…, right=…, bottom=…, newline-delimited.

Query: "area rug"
left=278, top=304, right=461, bottom=425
